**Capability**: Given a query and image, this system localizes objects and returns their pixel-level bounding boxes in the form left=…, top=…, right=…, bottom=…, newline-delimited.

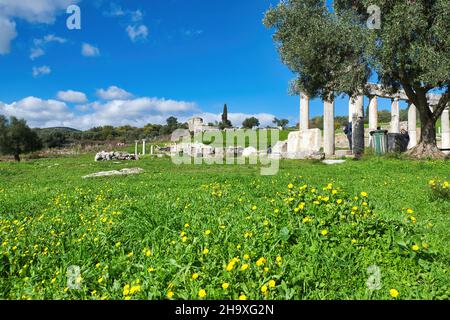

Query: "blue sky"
left=0, top=0, right=403, bottom=129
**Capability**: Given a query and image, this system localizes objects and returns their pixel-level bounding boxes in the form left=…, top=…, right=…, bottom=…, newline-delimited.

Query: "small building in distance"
left=187, top=117, right=220, bottom=134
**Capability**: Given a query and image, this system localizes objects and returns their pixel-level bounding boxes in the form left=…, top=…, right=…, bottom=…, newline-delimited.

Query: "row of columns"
left=135, top=140, right=154, bottom=156
left=299, top=94, right=450, bottom=156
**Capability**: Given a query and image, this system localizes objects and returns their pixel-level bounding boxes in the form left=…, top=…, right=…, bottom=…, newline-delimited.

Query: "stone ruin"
left=95, top=151, right=138, bottom=162
left=170, top=143, right=251, bottom=158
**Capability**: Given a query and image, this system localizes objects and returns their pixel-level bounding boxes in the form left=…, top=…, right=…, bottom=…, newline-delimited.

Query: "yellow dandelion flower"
left=192, top=273, right=199, bottom=280
left=182, top=236, right=187, bottom=243
left=361, top=192, right=368, bottom=197
left=127, top=252, right=134, bottom=258
left=412, top=245, right=420, bottom=251
left=198, top=289, right=207, bottom=298
left=204, top=230, right=211, bottom=236
left=406, top=209, right=414, bottom=214
left=167, top=291, right=174, bottom=299
left=238, top=295, right=247, bottom=300
left=184, top=223, right=190, bottom=228
left=123, top=284, right=130, bottom=296
left=268, top=280, right=276, bottom=288
left=130, top=285, right=141, bottom=295
left=288, top=183, right=294, bottom=189
left=203, top=248, right=209, bottom=254
left=321, top=230, right=328, bottom=236
left=98, top=277, right=104, bottom=284
left=241, top=264, right=249, bottom=271
left=390, top=289, right=399, bottom=298
left=222, top=282, right=229, bottom=290
left=261, top=285, right=268, bottom=294
left=256, top=257, right=266, bottom=267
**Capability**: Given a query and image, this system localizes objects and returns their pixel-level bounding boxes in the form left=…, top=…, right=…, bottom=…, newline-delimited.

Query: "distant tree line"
left=0, top=116, right=190, bottom=160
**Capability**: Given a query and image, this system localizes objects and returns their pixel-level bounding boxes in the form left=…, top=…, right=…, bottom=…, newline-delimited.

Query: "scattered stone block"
left=82, top=168, right=144, bottom=179
left=95, top=151, right=138, bottom=162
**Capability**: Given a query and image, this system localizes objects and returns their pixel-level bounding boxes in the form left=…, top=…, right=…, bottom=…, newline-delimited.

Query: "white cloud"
left=30, top=47, right=45, bottom=60
left=126, top=24, right=148, bottom=42
left=96, top=86, right=133, bottom=100
left=0, top=90, right=277, bottom=130
left=0, top=0, right=78, bottom=54
left=0, top=0, right=78, bottom=23
left=104, top=3, right=125, bottom=17
left=0, top=16, right=17, bottom=54
left=0, top=94, right=198, bottom=129
left=30, top=34, right=67, bottom=60
left=130, top=10, right=143, bottom=22
left=81, top=43, right=100, bottom=57
left=0, top=96, right=74, bottom=128
left=32, top=65, right=51, bottom=77
left=182, top=29, right=204, bottom=37
left=57, top=90, right=88, bottom=103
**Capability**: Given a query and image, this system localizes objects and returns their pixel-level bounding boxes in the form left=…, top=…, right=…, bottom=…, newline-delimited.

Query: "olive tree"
left=0, top=116, right=42, bottom=161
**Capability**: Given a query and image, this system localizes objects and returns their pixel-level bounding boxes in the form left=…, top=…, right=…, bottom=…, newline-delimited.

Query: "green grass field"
left=0, top=154, right=449, bottom=300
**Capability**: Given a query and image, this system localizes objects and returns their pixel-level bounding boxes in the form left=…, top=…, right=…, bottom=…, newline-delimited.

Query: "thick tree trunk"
left=407, top=106, right=446, bottom=159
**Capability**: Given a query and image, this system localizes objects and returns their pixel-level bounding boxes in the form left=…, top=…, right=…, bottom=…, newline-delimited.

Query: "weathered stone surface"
left=243, top=147, right=258, bottom=157
left=82, top=168, right=144, bottom=179
left=306, top=152, right=326, bottom=160
left=215, top=147, right=225, bottom=155
left=322, top=159, right=346, bottom=165
left=95, top=151, right=138, bottom=162
left=286, top=129, right=322, bottom=156
left=272, top=141, right=287, bottom=154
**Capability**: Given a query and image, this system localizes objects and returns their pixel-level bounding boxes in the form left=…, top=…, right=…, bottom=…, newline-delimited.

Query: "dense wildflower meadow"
left=0, top=155, right=449, bottom=300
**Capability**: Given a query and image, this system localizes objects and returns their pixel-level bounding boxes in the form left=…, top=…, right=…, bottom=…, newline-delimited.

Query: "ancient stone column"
left=407, top=103, right=417, bottom=149
left=150, top=145, right=154, bottom=155
left=442, top=108, right=450, bottom=152
left=368, top=95, right=378, bottom=147
left=352, top=95, right=365, bottom=157
left=300, top=93, right=310, bottom=130
left=323, top=99, right=335, bottom=157
left=135, top=140, right=139, bottom=156
left=142, top=139, right=146, bottom=156
left=390, top=98, right=400, bottom=133
left=368, top=96, right=378, bottom=131
left=348, top=97, right=356, bottom=123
